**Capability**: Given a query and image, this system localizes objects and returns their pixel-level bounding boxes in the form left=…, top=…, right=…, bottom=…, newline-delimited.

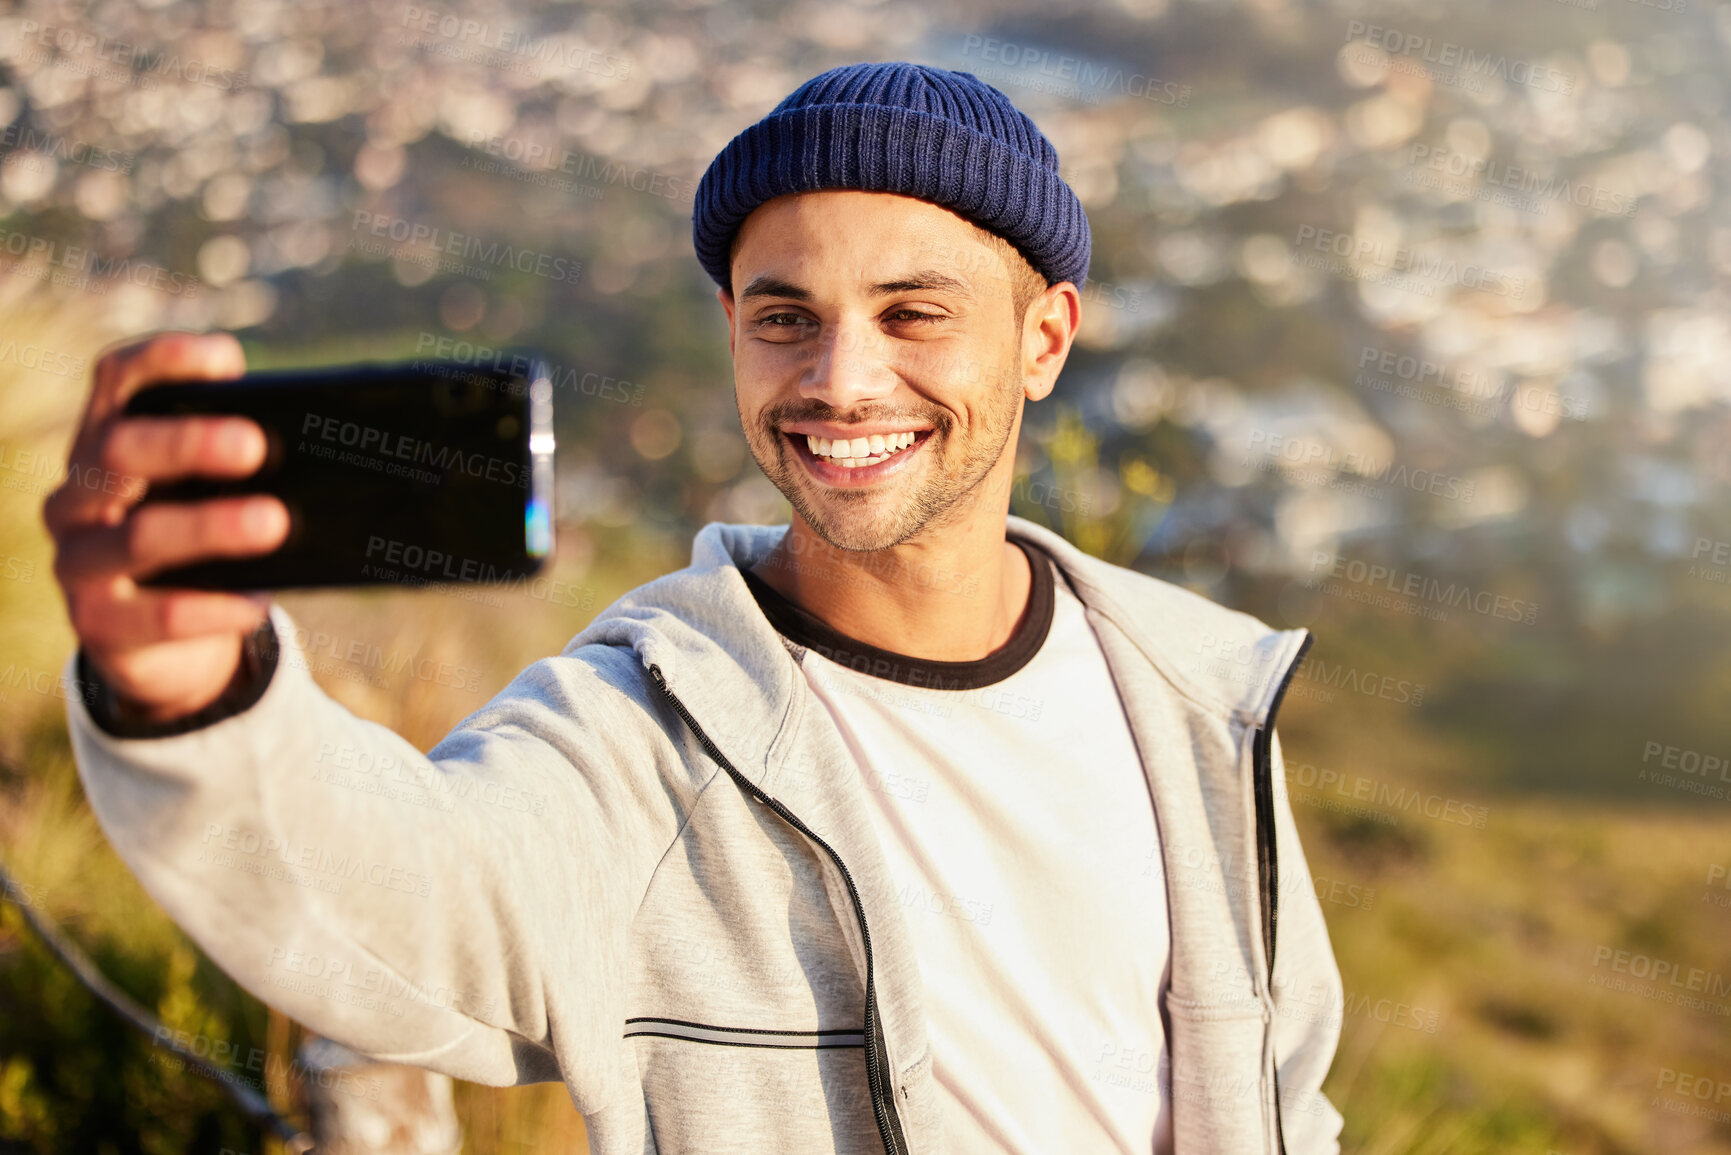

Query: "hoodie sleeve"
left=1266, top=729, right=1347, bottom=1154
left=64, top=604, right=701, bottom=1111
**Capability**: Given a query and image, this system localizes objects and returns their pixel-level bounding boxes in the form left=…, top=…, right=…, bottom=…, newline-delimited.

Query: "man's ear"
left=718, top=287, right=736, bottom=359
left=1023, top=281, right=1080, bottom=403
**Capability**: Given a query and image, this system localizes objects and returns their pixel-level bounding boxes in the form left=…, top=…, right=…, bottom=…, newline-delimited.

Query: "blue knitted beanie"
left=692, top=61, right=1091, bottom=293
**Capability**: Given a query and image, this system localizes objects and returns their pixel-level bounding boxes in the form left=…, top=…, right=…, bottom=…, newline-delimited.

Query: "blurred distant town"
left=1, top=0, right=1728, bottom=791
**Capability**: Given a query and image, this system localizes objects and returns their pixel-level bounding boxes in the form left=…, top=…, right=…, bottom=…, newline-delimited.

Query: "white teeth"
left=803, top=431, right=921, bottom=461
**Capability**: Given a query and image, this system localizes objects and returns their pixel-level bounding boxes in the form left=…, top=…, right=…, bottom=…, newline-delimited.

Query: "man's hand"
left=45, top=332, right=290, bottom=725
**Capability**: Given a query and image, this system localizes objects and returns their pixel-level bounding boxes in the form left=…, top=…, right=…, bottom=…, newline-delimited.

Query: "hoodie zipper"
left=646, top=663, right=909, bottom=1155
left=1254, top=630, right=1314, bottom=1155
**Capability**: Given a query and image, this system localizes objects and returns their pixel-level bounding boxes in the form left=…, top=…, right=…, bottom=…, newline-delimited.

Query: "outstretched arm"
left=48, top=332, right=700, bottom=1104
left=67, top=606, right=697, bottom=1103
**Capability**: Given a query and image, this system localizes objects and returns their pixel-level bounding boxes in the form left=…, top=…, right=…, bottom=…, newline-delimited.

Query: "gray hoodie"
left=66, top=517, right=1342, bottom=1154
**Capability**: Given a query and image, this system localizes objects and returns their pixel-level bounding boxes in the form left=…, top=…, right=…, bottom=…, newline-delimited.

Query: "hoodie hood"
left=566, top=518, right=1310, bottom=788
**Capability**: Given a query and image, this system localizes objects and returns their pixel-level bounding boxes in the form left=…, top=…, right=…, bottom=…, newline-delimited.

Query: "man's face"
left=720, top=191, right=1043, bottom=553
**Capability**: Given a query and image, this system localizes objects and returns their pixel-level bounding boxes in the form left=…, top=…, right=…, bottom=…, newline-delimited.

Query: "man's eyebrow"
left=868, top=270, right=975, bottom=299
left=738, top=270, right=978, bottom=302
left=739, top=275, right=812, bottom=302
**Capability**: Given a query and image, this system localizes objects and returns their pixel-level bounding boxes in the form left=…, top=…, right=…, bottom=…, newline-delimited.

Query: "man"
left=48, top=62, right=1341, bottom=1153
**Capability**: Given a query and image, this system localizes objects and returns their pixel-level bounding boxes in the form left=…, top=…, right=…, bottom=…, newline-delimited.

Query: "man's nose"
left=802, top=321, right=898, bottom=408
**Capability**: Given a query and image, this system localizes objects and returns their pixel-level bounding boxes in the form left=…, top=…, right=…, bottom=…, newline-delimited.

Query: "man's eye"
left=751, top=313, right=814, bottom=339
left=884, top=309, right=943, bottom=324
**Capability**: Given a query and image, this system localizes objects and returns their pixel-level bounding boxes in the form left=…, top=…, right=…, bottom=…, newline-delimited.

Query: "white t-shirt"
left=744, top=544, right=1174, bottom=1154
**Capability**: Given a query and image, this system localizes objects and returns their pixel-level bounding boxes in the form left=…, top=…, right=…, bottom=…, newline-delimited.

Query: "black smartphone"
left=121, top=355, right=555, bottom=590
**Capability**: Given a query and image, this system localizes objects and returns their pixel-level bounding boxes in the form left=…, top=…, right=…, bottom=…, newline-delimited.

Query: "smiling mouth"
left=796, top=430, right=925, bottom=469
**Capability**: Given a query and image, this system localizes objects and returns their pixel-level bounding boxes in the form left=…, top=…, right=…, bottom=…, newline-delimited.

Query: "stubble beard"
left=746, top=363, right=1023, bottom=554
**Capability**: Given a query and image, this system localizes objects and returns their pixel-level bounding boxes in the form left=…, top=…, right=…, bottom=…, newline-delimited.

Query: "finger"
left=55, top=495, right=290, bottom=583
left=42, top=458, right=150, bottom=535
left=87, top=331, right=246, bottom=423
left=72, top=583, right=273, bottom=654
left=49, top=332, right=249, bottom=533
left=101, top=415, right=269, bottom=483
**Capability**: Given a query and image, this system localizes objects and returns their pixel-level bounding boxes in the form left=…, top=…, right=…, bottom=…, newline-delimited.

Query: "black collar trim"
left=739, top=540, right=1056, bottom=692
